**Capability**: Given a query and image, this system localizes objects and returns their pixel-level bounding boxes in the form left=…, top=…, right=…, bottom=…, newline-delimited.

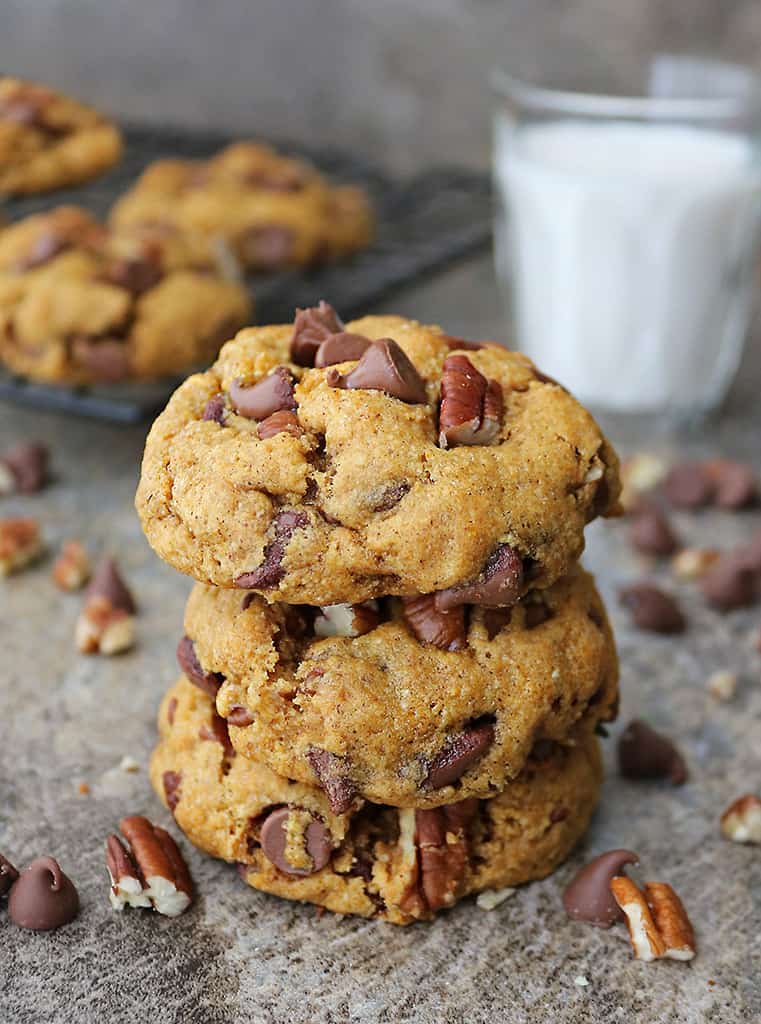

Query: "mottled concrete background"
left=3, top=0, right=761, bottom=171
left=0, top=261, right=759, bottom=1023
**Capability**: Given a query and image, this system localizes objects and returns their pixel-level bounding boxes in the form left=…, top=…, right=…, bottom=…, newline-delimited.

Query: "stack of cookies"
left=137, top=302, right=622, bottom=924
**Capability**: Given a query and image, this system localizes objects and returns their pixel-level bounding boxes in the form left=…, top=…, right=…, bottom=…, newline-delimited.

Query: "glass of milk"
left=493, top=56, right=761, bottom=420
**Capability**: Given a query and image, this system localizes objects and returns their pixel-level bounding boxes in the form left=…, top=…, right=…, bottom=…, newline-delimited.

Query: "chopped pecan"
left=400, top=800, right=478, bottom=913
left=720, top=794, right=761, bottom=844
left=610, top=876, right=666, bottom=961
left=257, top=409, right=303, bottom=440
left=75, top=557, right=136, bottom=655
left=438, top=355, right=503, bottom=447
left=402, top=594, right=466, bottom=650
left=611, top=876, right=696, bottom=962
left=313, top=601, right=379, bottom=638
left=0, top=517, right=43, bottom=576
left=52, top=540, right=91, bottom=591
left=107, top=815, right=193, bottom=917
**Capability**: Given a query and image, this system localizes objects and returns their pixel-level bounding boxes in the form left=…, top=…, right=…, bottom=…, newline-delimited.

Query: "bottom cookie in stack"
left=150, top=677, right=603, bottom=925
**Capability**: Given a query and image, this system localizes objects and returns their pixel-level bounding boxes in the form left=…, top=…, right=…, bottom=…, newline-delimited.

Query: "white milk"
left=494, top=119, right=761, bottom=414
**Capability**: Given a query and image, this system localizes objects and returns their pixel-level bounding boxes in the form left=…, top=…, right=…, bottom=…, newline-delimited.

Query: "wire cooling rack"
left=0, top=126, right=492, bottom=423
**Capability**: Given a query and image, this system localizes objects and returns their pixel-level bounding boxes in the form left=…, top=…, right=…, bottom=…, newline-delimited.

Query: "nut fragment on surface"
left=438, top=354, right=503, bottom=448
left=402, top=594, right=466, bottom=651
left=706, top=670, right=737, bottom=702
left=611, top=876, right=696, bottom=963
left=0, top=517, right=43, bottom=576
left=313, top=601, right=379, bottom=638
left=720, top=794, right=761, bottom=844
left=75, top=556, right=136, bottom=654
left=52, top=539, right=91, bottom=591
left=671, top=547, right=719, bottom=580
left=475, top=885, right=516, bottom=910
left=619, top=453, right=669, bottom=511
left=106, top=815, right=192, bottom=916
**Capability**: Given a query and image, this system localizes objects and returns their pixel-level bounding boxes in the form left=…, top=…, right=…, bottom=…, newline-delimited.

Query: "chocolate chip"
left=617, top=720, right=687, bottom=784
left=290, top=301, right=344, bottom=367
left=327, top=339, right=428, bottom=404
left=227, top=705, right=255, bottom=727
left=700, top=553, right=758, bottom=611
left=163, top=771, right=182, bottom=812
left=234, top=510, right=309, bottom=589
left=435, top=544, right=524, bottom=610
left=1, top=441, right=48, bottom=494
left=402, top=594, right=467, bottom=651
left=86, top=557, right=136, bottom=614
left=523, top=602, right=551, bottom=628
left=71, top=337, right=131, bottom=382
left=176, top=636, right=224, bottom=698
left=663, top=462, right=713, bottom=509
left=245, top=165, right=306, bottom=192
left=305, top=748, right=357, bottom=814
left=257, top=410, right=302, bottom=440
left=240, top=225, right=294, bottom=269
left=443, top=335, right=487, bottom=351
left=199, top=712, right=234, bottom=759
left=371, top=481, right=410, bottom=512
left=103, top=256, right=163, bottom=295
left=424, top=717, right=496, bottom=789
left=259, top=807, right=331, bottom=876
left=314, top=332, right=372, bottom=368
left=482, top=607, right=512, bottom=640
left=618, top=582, right=685, bottom=634
left=738, top=530, right=761, bottom=573
left=0, top=853, right=19, bottom=897
left=706, top=460, right=757, bottom=509
left=7, top=857, right=79, bottom=931
left=549, top=806, right=568, bottom=823
left=202, top=394, right=227, bottom=424
left=629, top=502, right=680, bottom=557
left=229, top=366, right=296, bottom=421
left=562, top=849, right=640, bottom=928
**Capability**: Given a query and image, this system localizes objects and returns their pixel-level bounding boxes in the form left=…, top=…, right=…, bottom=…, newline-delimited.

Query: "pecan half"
left=402, top=594, right=466, bottom=650
left=438, top=355, right=503, bottom=448
left=257, top=410, right=302, bottom=440
left=400, top=799, right=478, bottom=913
left=107, top=816, right=193, bottom=917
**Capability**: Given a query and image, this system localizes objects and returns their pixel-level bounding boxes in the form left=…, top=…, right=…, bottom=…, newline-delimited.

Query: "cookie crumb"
left=574, top=975, right=589, bottom=987
left=476, top=886, right=516, bottom=910
left=707, top=670, right=737, bottom=702
left=119, top=755, right=140, bottom=773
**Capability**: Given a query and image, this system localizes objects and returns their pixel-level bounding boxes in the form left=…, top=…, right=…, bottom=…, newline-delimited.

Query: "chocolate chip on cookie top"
left=137, top=303, right=621, bottom=606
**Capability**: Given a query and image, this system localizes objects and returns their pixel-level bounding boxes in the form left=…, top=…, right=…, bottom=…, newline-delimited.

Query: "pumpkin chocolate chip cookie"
left=0, top=206, right=251, bottom=384
left=180, top=565, right=617, bottom=808
left=136, top=304, right=621, bottom=605
left=110, top=142, right=372, bottom=271
left=150, top=676, right=603, bottom=924
left=0, top=77, right=122, bottom=195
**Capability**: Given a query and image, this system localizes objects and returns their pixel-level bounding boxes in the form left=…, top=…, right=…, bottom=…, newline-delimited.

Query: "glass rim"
left=491, top=65, right=761, bottom=122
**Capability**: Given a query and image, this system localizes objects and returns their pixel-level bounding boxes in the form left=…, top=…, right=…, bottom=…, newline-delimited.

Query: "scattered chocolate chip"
left=618, top=582, right=685, bottom=634
left=438, top=354, right=503, bottom=447
left=482, top=607, right=512, bottom=640
left=739, top=530, right=761, bottom=574
left=229, top=366, right=296, bottom=421
left=706, top=460, right=757, bottom=509
left=328, top=339, right=428, bottom=404
left=306, top=749, right=357, bottom=814
left=562, top=849, right=640, bottom=927
left=234, top=510, right=309, bottom=589
left=662, top=462, right=713, bottom=509
left=163, top=771, right=182, bottom=812
left=290, top=301, right=344, bottom=366
left=371, top=481, right=411, bottom=512
left=202, top=394, right=227, bottom=424
left=314, top=332, right=372, bottom=368
left=227, top=705, right=255, bottom=727
left=435, top=544, right=524, bottom=610
left=199, top=712, right=234, bottom=759
left=8, top=857, right=79, bottom=931
left=257, top=409, right=302, bottom=440
left=259, top=807, right=331, bottom=876
left=617, top=720, right=687, bottom=784
left=86, top=557, right=136, bottom=614
left=239, top=225, right=294, bottom=269
left=700, top=554, right=758, bottom=611
left=424, top=718, right=496, bottom=789
left=1, top=441, right=48, bottom=494
left=103, top=256, right=163, bottom=295
left=402, top=594, right=467, bottom=651
left=0, top=853, right=19, bottom=897
left=629, top=502, right=680, bottom=557
left=70, top=337, right=131, bottom=382
left=176, top=636, right=224, bottom=698
left=523, top=602, right=551, bottom=628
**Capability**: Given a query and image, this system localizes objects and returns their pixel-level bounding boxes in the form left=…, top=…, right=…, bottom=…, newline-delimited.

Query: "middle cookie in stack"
left=138, top=304, right=622, bottom=922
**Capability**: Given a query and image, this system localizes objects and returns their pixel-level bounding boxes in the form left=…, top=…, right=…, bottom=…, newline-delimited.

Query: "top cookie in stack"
left=136, top=302, right=621, bottom=607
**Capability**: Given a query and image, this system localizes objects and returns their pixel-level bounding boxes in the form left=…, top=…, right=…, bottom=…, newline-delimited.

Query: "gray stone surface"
left=1, top=259, right=760, bottom=1022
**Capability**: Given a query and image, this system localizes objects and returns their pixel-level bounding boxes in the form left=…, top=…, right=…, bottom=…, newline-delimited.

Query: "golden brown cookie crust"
left=0, top=78, right=122, bottom=195
left=136, top=312, right=621, bottom=603
left=110, top=142, right=372, bottom=270
left=150, top=677, right=603, bottom=924
left=183, top=565, right=617, bottom=807
left=0, top=206, right=251, bottom=384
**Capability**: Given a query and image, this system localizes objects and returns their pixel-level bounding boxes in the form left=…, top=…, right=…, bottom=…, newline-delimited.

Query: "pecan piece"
left=438, top=355, right=503, bottom=447
left=257, top=409, right=302, bottom=440
left=401, top=799, right=478, bottom=913
left=52, top=539, right=91, bottom=591
left=611, top=877, right=696, bottom=962
left=75, top=557, right=136, bottom=655
left=0, top=517, right=43, bottom=576
left=313, top=601, right=379, bottom=638
left=720, top=794, right=761, bottom=844
left=107, top=816, right=193, bottom=917
left=402, top=594, right=466, bottom=651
